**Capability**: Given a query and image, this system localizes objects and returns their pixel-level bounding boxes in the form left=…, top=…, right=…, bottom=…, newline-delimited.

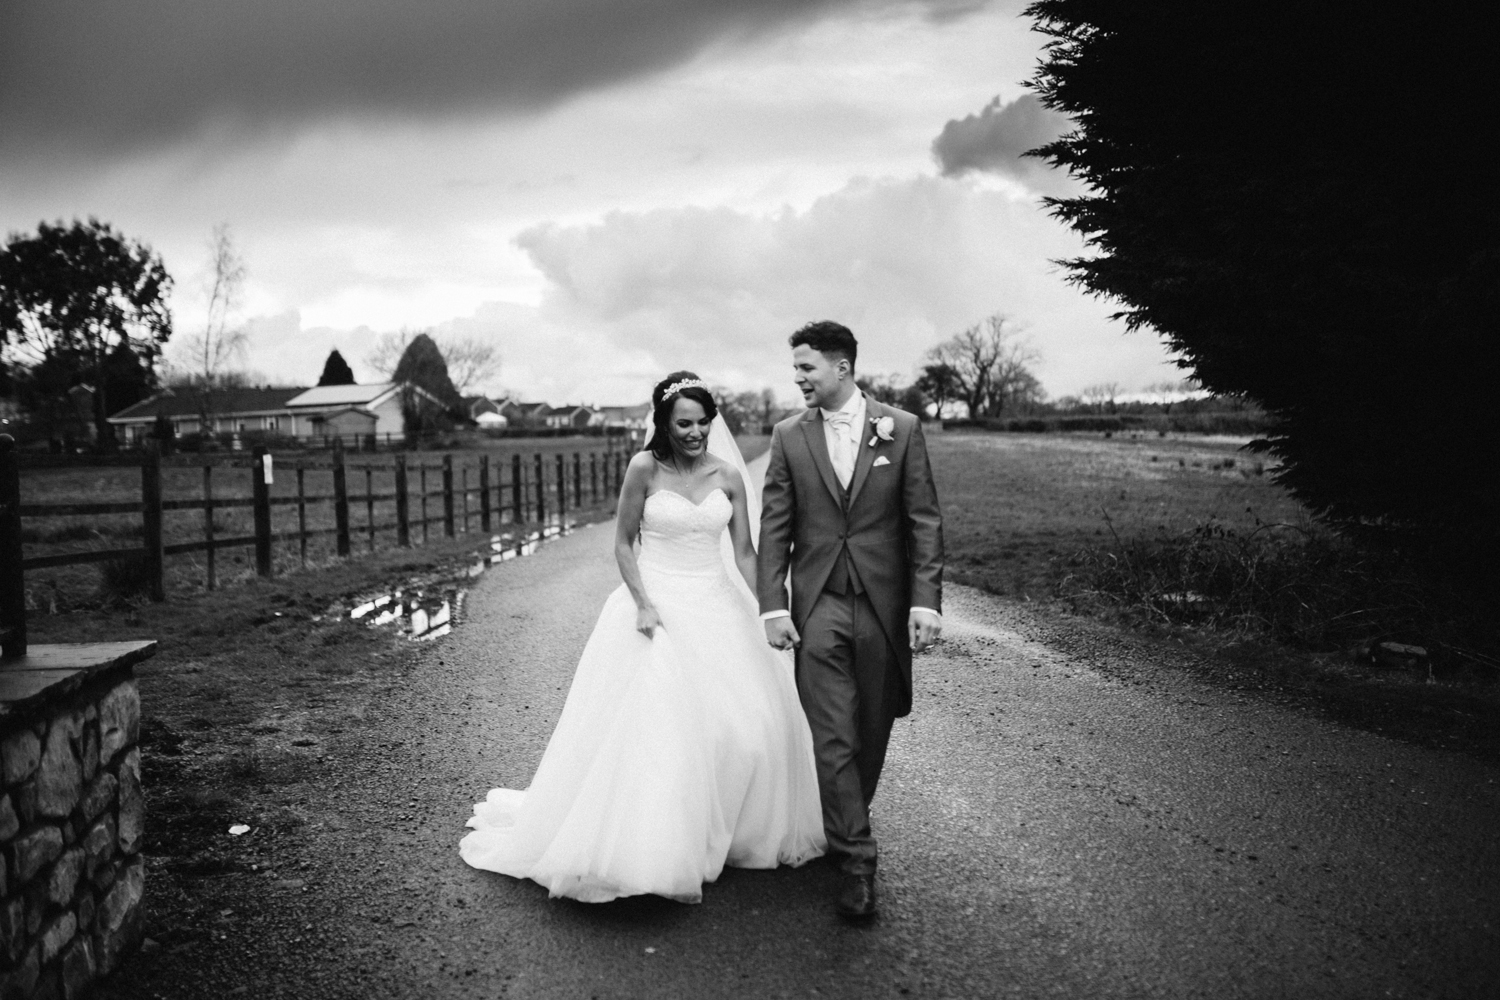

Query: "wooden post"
left=534, top=452, right=546, bottom=524
left=251, top=444, right=272, bottom=578
left=461, top=466, right=469, bottom=532
left=141, top=440, right=166, bottom=599
left=203, top=463, right=217, bottom=590
left=365, top=466, right=376, bottom=551
left=395, top=453, right=410, bottom=547
left=0, top=435, right=26, bottom=658
left=573, top=452, right=582, bottom=511
left=479, top=455, right=492, bottom=532
left=512, top=454, right=523, bottom=523
left=333, top=439, right=350, bottom=557
left=296, top=462, right=308, bottom=567
left=556, top=453, right=567, bottom=513
left=442, top=454, right=456, bottom=537
left=420, top=465, right=429, bottom=543
left=590, top=452, right=599, bottom=504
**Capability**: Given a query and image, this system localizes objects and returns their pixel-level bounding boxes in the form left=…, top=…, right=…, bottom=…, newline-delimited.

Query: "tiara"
left=661, top=377, right=707, bottom=399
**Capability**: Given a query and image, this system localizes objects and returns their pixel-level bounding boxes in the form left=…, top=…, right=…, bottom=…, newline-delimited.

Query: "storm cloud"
left=0, top=0, right=969, bottom=161
left=931, top=92, right=1071, bottom=185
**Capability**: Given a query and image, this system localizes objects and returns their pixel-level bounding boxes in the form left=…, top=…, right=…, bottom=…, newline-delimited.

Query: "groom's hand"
left=764, top=617, right=801, bottom=651
left=908, top=609, right=942, bottom=653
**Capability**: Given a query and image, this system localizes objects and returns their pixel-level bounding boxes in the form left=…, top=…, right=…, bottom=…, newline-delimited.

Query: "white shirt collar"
left=820, top=389, right=864, bottom=423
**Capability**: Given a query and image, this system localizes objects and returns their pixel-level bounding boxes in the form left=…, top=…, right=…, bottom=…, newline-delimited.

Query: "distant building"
left=597, top=403, right=652, bottom=430
left=107, top=381, right=445, bottom=443
left=108, top=386, right=307, bottom=443
left=539, top=404, right=597, bottom=430
left=497, top=400, right=549, bottom=428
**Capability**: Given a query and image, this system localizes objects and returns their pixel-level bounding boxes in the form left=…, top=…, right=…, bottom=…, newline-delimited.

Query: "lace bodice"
left=639, top=488, right=732, bottom=577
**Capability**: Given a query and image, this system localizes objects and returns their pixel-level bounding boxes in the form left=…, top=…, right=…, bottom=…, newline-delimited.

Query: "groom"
left=758, top=320, right=944, bottom=920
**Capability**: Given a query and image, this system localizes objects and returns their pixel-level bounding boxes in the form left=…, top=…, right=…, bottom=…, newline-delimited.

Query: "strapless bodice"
left=639, top=488, right=731, bottom=577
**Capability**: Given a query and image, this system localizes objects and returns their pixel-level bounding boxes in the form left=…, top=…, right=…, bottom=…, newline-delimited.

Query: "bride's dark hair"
left=647, top=371, right=719, bottom=461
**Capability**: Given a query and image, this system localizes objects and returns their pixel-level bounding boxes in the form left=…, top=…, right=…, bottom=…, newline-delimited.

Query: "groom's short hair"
left=789, top=321, right=858, bottom=369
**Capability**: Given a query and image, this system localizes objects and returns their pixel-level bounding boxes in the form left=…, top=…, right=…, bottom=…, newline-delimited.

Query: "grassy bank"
left=927, top=429, right=1500, bottom=758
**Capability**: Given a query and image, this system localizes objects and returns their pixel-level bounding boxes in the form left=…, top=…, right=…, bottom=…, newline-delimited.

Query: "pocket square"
left=872, top=456, right=891, bottom=467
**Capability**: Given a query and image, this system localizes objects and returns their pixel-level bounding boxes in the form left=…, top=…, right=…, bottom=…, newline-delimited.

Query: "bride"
left=459, top=372, right=825, bottom=902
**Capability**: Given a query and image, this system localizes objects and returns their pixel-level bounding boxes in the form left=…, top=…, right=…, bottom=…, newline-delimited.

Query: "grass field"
left=927, top=429, right=1303, bottom=599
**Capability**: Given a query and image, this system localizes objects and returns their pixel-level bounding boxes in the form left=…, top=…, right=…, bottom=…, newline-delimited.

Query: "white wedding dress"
left=459, top=479, right=826, bottom=903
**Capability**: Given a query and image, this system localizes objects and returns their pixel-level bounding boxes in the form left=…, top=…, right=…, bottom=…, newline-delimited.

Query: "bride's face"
left=667, top=398, right=712, bottom=461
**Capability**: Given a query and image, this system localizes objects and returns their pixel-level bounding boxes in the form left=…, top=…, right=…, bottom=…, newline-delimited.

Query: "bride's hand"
left=636, top=605, right=663, bottom=638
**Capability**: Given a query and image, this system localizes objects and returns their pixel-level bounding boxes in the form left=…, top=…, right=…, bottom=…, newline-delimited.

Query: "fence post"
left=251, top=444, right=272, bottom=578
left=556, top=453, right=567, bottom=513
left=573, top=452, right=582, bottom=511
left=296, top=462, right=307, bottom=567
left=395, top=453, right=410, bottom=547
left=534, top=452, right=546, bottom=524
left=590, top=453, right=599, bottom=504
left=333, top=439, right=351, bottom=557
left=140, top=441, right=166, bottom=599
left=480, top=455, right=492, bottom=532
left=512, top=454, right=523, bottom=524
left=0, top=435, right=26, bottom=658
left=365, top=466, right=376, bottom=551
left=442, top=454, right=456, bottom=537
left=203, top=463, right=216, bottom=590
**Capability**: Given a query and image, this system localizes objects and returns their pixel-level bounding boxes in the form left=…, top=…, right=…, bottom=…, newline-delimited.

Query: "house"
left=282, top=382, right=444, bottom=439
left=107, top=386, right=308, bottom=443
left=539, top=404, right=596, bottom=430
left=497, top=401, right=549, bottom=428
left=107, top=381, right=446, bottom=443
left=597, top=403, right=652, bottom=430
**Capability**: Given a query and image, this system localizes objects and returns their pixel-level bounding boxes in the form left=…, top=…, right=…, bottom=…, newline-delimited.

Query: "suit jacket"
left=757, top=392, right=944, bottom=716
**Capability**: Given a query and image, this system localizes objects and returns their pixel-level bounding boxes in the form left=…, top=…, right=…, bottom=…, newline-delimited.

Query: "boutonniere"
left=868, top=414, right=896, bottom=447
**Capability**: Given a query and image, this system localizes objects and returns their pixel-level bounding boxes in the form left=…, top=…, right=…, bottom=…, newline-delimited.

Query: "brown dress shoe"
left=836, top=872, right=877, bottom=919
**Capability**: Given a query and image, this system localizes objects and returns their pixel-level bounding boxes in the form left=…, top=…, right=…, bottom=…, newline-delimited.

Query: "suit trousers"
left=795, top=585, right=901, bottom=876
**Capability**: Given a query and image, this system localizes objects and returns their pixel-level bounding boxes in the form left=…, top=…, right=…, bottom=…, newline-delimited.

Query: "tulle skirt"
left=459, top=561, right=825, bottom=903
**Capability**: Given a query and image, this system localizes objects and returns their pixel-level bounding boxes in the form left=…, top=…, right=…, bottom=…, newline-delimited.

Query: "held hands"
left=908, top=609, right=942, bottom=654
left=636, top=605, right=663, bottom=638
left=764, top=616, right=801, bottom=651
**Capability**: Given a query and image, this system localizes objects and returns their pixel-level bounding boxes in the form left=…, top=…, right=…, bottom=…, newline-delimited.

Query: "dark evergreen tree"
left=391, top=333, right=461, bottom=406
left=391, top=332, right=462, bottom=438
left=1026, top=1, right=1499, bottom=564
left=317, top=349, right=356, bottom=386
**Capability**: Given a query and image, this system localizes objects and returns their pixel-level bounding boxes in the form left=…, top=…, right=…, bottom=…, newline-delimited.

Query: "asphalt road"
left=304, top=468, right=1500, bottom=999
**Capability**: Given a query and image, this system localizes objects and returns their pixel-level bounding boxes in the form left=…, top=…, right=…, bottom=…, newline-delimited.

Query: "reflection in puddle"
left=349, top=518, right=579, bottom=640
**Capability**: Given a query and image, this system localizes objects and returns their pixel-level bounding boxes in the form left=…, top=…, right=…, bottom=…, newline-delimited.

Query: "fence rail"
left=0, top=434, right=632, bottom=639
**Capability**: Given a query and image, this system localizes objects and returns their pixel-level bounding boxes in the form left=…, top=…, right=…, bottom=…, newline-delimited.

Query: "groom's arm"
left=757, top=425, right=795, bottom=616
left=902, top=420, right=944, bottom=615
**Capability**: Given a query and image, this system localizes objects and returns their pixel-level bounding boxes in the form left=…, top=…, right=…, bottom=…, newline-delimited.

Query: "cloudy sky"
left=1, top=0, right=1181, bottom=405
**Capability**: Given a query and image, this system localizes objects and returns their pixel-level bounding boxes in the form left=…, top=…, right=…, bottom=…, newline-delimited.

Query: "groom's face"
left=792, top=344, right=850, bottom=410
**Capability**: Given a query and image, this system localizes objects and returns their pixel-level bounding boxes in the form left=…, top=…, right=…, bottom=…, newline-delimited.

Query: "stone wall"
left=1, top=669, right=142, bottom=1000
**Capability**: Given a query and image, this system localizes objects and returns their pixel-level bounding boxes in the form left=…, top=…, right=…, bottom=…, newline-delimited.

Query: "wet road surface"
left=297, top=491, right=1500, bottom=1000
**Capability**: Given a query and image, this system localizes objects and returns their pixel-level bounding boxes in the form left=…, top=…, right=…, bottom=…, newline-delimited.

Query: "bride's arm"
left=615, top=452, right=661, bottom=636
left=723, top=467, right=758, bottom=594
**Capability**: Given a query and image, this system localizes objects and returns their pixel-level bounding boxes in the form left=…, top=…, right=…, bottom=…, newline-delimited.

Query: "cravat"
left=825, top=409, right=855, bottom=488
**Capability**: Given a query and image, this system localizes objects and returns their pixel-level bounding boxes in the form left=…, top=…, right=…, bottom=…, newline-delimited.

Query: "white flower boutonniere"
left=868, top=414, right=896, bottom=447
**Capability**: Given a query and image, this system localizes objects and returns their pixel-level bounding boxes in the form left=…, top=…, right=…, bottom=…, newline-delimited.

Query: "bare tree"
left=365, top=328, right=416, bottom=380
left=1081, top=381, right=1122, bottom=412
left=926, top=314, right=1040, bottom=418
left=367, top=328, right=500, bottom=396
left=441, top=335, right=501, bottom=396
left=182, top=224, right=248, bottom=389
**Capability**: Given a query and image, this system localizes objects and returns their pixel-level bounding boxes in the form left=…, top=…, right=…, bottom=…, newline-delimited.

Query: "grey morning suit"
left=757, top=394, right=944, bottom=875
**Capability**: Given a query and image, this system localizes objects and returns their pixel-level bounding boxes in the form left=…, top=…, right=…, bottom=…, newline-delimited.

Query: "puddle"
left=349, top=519, right=582, bottom=640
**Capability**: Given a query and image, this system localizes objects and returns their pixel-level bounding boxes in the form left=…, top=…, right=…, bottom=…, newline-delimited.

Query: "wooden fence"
left=0, top=433, right=629, bottom=647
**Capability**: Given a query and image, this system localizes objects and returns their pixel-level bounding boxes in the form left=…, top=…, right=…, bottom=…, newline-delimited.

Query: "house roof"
left=284, top=383, right=397, bottom=408
left=108, top=387, right=308, bottom=422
